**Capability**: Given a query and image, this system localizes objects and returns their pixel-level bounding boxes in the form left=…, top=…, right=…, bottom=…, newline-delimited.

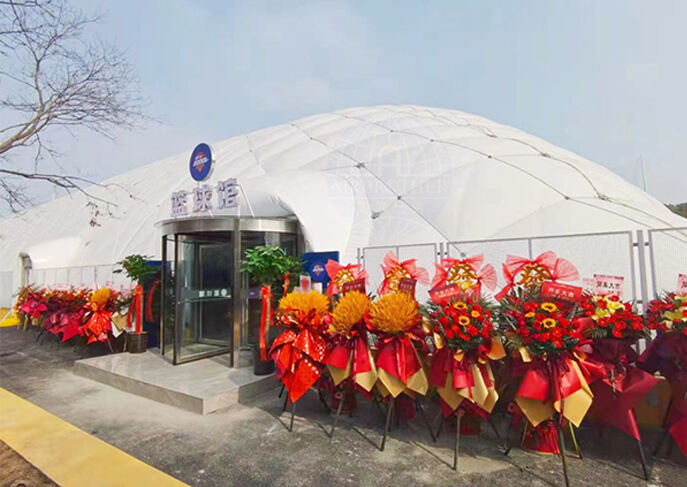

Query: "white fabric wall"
left=0, top=104, right=684, bottom=303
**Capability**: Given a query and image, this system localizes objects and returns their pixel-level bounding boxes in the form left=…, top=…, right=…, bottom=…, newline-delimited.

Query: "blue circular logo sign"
left=190, top=143, right=212, bottom=181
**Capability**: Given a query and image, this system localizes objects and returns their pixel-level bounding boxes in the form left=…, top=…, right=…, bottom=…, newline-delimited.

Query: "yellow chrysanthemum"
left=470, top=310, right=481, bottom=318
left=279, top=290, right=330, bottom=315
left=330, top=291, right=371, bottom=335
left=369, top=292, right=419, bottom=335
left=542, top=318, right=557, bottom=329
left=453, top=301, right=467, bottom=310
left=540, top=302, right=558, bottom=312
left=90, top=288, right=111, bottom=307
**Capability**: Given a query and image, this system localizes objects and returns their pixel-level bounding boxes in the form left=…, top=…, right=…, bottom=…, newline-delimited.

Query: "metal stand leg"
left=653, top=428, right=670, bottom=456
left=329, top=392, right=345, bottom=442
left=282, top=390, right=289, bottom=412
left=555, top=420, right=570, bottom=487
left=435, top=414, right=445, bottom=440
left=380, top=397, right=394, bottom=452
left=637, top=437, right=650, bottom=480
left=654, top=397, right=675, bottom=456
left=288, top=401, right=296, bottom=433
left=416, top=400, right=437, bottom=442
left=35, top=328, right=45, bottom=342
left=504, top=416, right=525, bottom=457
left=569, top=423, right=582, bottom=459
left=278, top=384, right=284, bottom=398
left=488, top=416, right=508, bottom=452
left=453, top=409, right=463, bottom=471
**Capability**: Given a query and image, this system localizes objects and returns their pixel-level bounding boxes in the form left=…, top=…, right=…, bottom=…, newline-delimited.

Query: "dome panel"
left=0, top=104, right=684, bottom=273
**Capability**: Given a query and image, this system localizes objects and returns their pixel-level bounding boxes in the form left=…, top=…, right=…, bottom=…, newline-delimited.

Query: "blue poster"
left=302, top=251, right=339, bottom=289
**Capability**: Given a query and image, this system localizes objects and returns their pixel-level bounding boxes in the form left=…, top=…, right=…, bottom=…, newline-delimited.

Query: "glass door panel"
left=160, top=235, right=176, bottom=359
left=175, top=233, right=233, bottom=363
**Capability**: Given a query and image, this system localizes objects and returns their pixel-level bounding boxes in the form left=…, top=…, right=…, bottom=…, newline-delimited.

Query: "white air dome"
left=0, top=104, right=684, bottom=273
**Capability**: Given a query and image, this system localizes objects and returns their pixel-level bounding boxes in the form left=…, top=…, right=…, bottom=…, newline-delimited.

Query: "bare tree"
left=0, top=0, right=146, bottom=217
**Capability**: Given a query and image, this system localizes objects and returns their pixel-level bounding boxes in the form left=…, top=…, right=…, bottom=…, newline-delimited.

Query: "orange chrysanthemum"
left=330, top=291, right=370, bottom=335
left=369, top=292, right=420, bottom=335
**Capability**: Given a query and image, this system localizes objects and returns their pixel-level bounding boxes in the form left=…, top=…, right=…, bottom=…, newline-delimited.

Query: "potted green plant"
left=241, top=245, right=302, bottom=375
left=114, top=254, right=157, bottom=353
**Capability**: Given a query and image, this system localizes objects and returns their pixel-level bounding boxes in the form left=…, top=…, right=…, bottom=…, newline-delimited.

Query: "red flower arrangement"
left=646, top=293, right=687, bottom=335
left=498, top=253, right=594, bottom=455
left=270, top=291, right=331, bottom=403
left=425, top=295, right=504, bottom=417
left=15, top=285, right=48, bottom=323
left=502, top=295, right=582, bottom=356
left=581, top=294, right=646, bottom=339
left=576, top=294, right=658, bottom=445
left=14, top=285, right=130, bottom=346
left=640, top=292, right=687, bottom=458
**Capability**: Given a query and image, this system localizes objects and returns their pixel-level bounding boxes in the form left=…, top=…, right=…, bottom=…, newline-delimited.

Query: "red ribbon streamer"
left=259, top=285, right=272, bottom=361
left=270, top=328, right=328, bottom=402
left=283, top=273, right=290, bottom=296
left=127, top=285, right=144, bottom=334
left=145, top=279, right=159, bottom=323
left=376, top=335, right=421, bottom=384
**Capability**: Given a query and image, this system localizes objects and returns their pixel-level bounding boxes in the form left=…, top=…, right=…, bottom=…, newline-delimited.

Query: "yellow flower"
left=90, top=288, right=111, bottom=307
left=542, top=318, right=557, bottom=329
left=470, top=310, right=481, bottom=318
left=458, top=315, right=471, bottom=327
left=453, top=301, right=467, bottom=310
left=525, top=312, right=535, bottom=319
left=279, top=290, right=330, bottom=315
left=369, top=292, right=419, bottom=334
left=540, top=302, right=557, bottom=312
left=593, top=309, right=610, bottom=321
left=330, top=291, right=371, bottom=335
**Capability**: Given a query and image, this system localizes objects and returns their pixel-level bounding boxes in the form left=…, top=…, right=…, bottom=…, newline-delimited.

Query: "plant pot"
left=128, top=332, right=148, bottom=354
left=252, top=344, right=275, bottom=375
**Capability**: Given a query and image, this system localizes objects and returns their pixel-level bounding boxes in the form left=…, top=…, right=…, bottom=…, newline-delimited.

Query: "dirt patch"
left=0, top=440, right=58, bottom=487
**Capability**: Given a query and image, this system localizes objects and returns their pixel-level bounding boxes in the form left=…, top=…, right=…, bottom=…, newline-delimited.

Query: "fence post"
left=527, top=238, right=533, bottom=259
left=635, top=229, right=650, bottom=312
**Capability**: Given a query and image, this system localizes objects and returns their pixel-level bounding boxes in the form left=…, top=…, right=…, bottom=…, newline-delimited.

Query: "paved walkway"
left=0, top=387, right=189, bottom=487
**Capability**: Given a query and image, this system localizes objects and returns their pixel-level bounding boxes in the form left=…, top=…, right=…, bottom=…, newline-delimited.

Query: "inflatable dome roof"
left=0, top=104, right=684, bottom=271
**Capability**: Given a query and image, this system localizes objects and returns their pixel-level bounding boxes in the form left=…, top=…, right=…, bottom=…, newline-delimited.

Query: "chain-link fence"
left=27, top=264, right=130, bottom=290
left=647, top=226, right=687, bottom=297
left=358, top=229, right=681, bottom=307
left=359, top=243, right=440, bottom=298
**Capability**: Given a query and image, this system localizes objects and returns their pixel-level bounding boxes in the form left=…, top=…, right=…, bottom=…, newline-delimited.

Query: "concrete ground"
left=1, top=326, right=685, bottom=487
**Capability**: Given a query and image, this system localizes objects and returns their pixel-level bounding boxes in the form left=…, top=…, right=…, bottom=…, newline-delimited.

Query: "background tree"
left=0, top=0, right=147, bottom=216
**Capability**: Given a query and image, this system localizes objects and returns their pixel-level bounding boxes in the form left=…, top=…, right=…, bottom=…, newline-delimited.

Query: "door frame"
left=159, top=216, right=300, bottom=366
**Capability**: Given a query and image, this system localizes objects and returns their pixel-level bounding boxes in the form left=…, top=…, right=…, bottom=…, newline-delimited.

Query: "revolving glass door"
left=162, top=232, right=234, bottom=364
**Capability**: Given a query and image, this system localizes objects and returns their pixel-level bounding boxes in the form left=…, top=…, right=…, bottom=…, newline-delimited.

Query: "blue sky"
left=17, top=0, right=687, bottom=203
